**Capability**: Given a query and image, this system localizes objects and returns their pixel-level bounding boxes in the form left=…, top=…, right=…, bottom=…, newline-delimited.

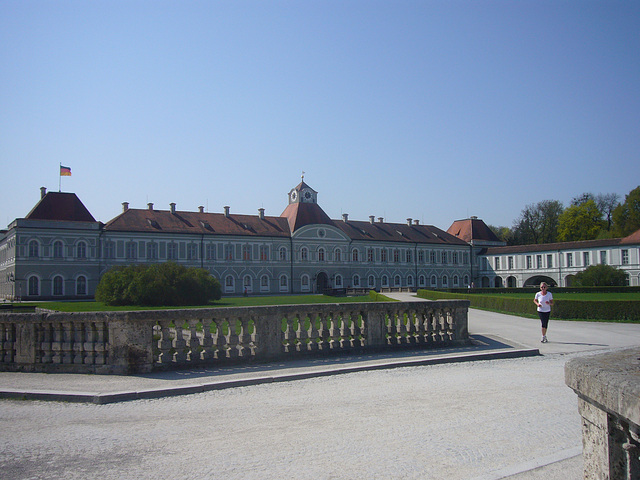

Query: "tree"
left=512, top=200, right=563, bottom=244
left=573, top=264, right=627, bottom=287
left=612, top=186, right=640, bottom=237
left=571, top=192, right=620, bottom=232
left=557, top=200, right=605, bottom=241
left=487, top=225, right=514, bottom=244
left=96, top=262, right=222, bottom=306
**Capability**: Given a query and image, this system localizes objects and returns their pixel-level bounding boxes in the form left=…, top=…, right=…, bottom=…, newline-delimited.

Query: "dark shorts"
left=538, top=311, right=550, bottom=329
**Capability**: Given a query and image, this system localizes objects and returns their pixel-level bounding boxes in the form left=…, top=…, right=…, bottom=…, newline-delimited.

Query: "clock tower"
left=288, top=174, right=318, bottom=205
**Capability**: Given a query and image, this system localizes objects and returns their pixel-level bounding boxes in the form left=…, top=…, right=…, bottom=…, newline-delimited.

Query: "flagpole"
left=59, top=163, right=61, bottom=192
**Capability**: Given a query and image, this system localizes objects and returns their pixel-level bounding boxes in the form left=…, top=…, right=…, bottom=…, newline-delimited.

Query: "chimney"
left=470, top=215, right=478, bottom=220
left=147, top=203, right=154, bottom=211
left=40, top=187, right=47, bottom=199
left=407, top=218, right=412, bottom=226
left=378, top=217, right=384, bottom=223
left=170, top=203, right=176, bottom=214
left=369, top=215, right=375, bottom=224
left=122, top=202, right=129, bottom=212
left=224, top=206, right=230, bottom=217
left=414, top=219, right=420, bottom=225
left=342, top=213, right=349, bottom=222
left=258, top=208, right=265, bottom=220
left=198, top=206, right=204, bottom=213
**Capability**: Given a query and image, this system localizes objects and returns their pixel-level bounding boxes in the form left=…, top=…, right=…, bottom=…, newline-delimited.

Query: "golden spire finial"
left=301, top=171, right=305, bottom=181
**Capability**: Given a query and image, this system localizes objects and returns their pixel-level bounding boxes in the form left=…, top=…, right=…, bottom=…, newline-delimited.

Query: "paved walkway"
left=1, top=295, right=639, bottom=479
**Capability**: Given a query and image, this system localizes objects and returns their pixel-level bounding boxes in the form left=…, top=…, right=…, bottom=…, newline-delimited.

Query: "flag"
left=60, top=165, right=72, bottom=176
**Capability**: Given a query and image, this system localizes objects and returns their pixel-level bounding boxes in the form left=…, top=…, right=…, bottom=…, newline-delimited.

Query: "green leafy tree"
left=612, top=186, right=640, bottom=237
left=557, top=199, right=605, bottom=241
left=96, top=262, right=222, bottom=306
left=512, top=200, right=563, bottom=244
left=573, top=264, right=627, bottom=287
left=487, top=225, right=513, bottom=244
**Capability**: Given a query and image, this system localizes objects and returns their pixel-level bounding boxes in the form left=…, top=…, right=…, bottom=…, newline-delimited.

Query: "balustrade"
left=0, top=300, right=469, bottom=374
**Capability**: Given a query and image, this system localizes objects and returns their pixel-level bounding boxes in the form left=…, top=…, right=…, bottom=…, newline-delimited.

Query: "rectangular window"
left=583, top=252, right=590, bottom=266
left=452, top=252, right=458, bottom=264
left=260, top=245, right=268, bottom=261
left=367, top=248, right=374, bottom=262
left=600, top=251, right=607, bottom=265
left=547, top=254, right=553, bottom=268
left=494, top=257, right=500, bottom=270
left=243, top=245, right=251, bottom=261
left=187, top=244, right=198, bottom=260
left=206, top=244, right=216, bottom=261
left=536, top=255, right=542, bottom=269
left=508, top=256, right=514, bottom=269
left=418, top=251, right=424, bottom=263
left=225, top=245, right=234, bottom=260
left=381, top=249, right=387, bottom=262
left=526, top=256, right=532, bottom=269
left=168, top=243, right=178, bottom=260
left=126, top=242, right=137, bottom=259
left=430, top=251, right=436, bottom=264
left=622, top=249, right=629, bottom=265
left=566, top=253, right=573, bottom=267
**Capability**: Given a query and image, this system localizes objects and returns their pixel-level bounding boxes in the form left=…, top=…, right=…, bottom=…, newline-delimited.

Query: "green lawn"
left=20, top=293, right=389, bottom=312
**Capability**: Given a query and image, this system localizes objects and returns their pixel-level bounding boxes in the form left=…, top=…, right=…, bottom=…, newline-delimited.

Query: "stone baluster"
left=94, top=321, right=107, bottom=365
left=436, top=309, right=446, bottom=343
left=1, top=322, right=15, bottom=362
left=200, top=318, right=214, bottom=361
left=40, top=322, right=53, bottom=363
left=307, top=313, right=320, bottom=353
left=405, top=309, right=418, bottom=345
left=339, top=312, right=351, bottom=349
left=226, top=317, right=240, bottom=360
left=213, top=318, right=227, bottom=360
left=350, top=312, right=363, bottom=348
left=172, top=321, right=187, bottom=363
left=282, top=314, right=295, bottom=354
left=72, top=321, right=85, bottom=364
left=396, top=309, right=408, bottom=345
left=294, top=313, right=307, bottom=352
left=318, top=313, right=331, bottom=351
left=82, top=322, right=96, bottom=365
left=155, top=321, right=173, bottom=365
left=186, top=319, right=201, bottom=363
left=445, top=309, right=454, bottom=342
left=238, top=316, right=252, bottom=358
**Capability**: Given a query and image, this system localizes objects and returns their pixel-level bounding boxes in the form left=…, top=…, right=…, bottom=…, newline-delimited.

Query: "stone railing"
left=565, top=348, right=640, bottom=479
left=0, top=300, right=469, bottom=375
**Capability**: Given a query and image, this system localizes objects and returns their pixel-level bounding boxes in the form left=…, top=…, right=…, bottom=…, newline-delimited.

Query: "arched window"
left=28, top=240, right=39, bottom=258
left=407, top=275, right=414, bottom=286
left=300, top=247, right=308, bottom=261
left=453, top=275, right=459, bottom=287
left=279, top=246, right=287, bottom=261
left=261, top=275, right=270, bottom=292
left=431, top=275, right=437, bottom=287
left=53, top=275, right=64, bottom=296
left=381, top=275, right=389, bottom=287
left=353, top=274, right=360, bottom=287
left=77, top=241, right=87, bottom=259
left=76, top=276, right=87, bottom=295
left=334, top=275, right=343, bottom=287
left=279, top=274, right=288, bottom=292
left=243, top=275, right=252, bottom=293
left=418, top=275, right=425, bottom=287
left=28, top=276, right=39, bottom=296
left=352, top=249, right=359, bottom=262
left=442, top=275, right=449, bottom=287
left=394, top=275, right=401, bottom=287
left=334, top=248, right=342, bottom=262
left=318, top=248, right=325, bottom=262
left=225, top=275, right=235, bottom=293
left=53, top=241, right=64, bottom=258
left=368, top=275, right=375, bottom=288
left=301, top=274, right=310, bottom=292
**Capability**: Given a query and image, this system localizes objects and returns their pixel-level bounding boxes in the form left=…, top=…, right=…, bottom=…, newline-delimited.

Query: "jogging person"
left=534, top=282, right=554, bottom=343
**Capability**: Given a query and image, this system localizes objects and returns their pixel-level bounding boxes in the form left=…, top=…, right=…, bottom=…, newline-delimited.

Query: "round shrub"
left=96, top=262, right=222, bottom=306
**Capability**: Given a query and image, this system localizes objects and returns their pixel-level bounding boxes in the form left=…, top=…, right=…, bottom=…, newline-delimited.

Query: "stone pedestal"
left=565, top=348, right=640, bottom=479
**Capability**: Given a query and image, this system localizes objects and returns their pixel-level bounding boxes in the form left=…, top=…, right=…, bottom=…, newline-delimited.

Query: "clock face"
left=304, top=191, right=312, bottom=200
left=291, top=191, right=297, bottom=201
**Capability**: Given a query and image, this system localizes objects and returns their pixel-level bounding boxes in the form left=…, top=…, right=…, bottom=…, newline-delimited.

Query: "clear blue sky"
left=1, top=1, right=638, bottom=230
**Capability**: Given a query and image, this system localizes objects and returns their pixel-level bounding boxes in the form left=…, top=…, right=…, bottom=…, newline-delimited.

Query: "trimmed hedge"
left=416, top=289, right=640, bottom=322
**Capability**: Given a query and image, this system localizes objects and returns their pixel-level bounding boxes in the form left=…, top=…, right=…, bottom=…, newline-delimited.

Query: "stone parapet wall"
left=0, top=300, right=469, bottom=375
left=565, top=348, right=640, bottom=479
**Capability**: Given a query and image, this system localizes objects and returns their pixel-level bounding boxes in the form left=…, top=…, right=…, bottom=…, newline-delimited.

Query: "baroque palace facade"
left=1, top=181, right=639, bottom=301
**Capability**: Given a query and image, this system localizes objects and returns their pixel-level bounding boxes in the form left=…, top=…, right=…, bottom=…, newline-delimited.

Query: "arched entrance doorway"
left=316, top=272, right=329, bottom=293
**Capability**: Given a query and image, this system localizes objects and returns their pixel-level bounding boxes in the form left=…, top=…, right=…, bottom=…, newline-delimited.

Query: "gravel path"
left=0, top=352, right=583, bottom=480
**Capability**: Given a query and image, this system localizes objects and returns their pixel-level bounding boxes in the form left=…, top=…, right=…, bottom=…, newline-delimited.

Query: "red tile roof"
left=447, top=218, right=501, bottom=243
left=280, top=202, right=334, bottom=233
left=25, top=192, right=96, bottom=222
left=104, top=208, right=291, bottom=237
left=333, top=219, right=469, bottom=245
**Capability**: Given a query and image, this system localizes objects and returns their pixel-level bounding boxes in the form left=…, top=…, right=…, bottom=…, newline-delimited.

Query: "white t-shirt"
left=535, top=291, right=553, bottom=312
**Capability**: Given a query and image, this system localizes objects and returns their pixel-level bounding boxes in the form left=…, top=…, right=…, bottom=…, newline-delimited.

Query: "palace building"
left=2, top=180, right=639, bottom=301
left=0, top=180, right=473, bottom=300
